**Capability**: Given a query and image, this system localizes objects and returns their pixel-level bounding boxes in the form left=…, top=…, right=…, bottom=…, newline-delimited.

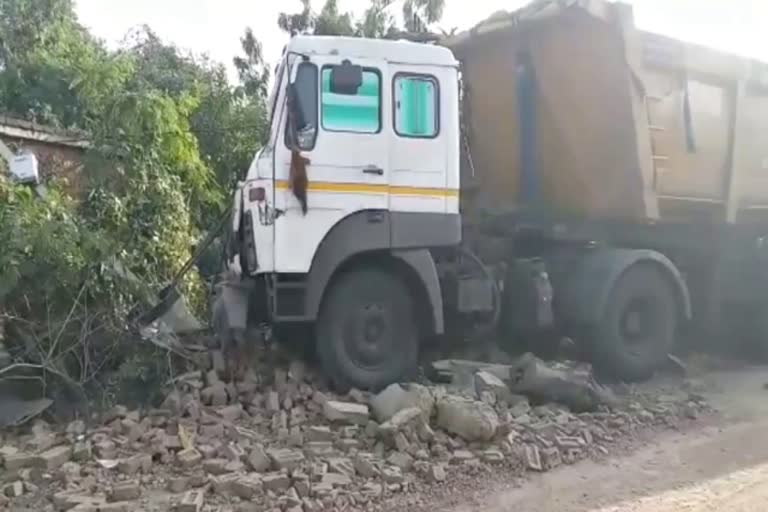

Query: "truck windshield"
left=286, top=61, right=318, bottom=150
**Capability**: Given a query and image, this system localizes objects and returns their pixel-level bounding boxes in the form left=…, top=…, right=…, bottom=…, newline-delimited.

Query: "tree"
left=278, top=0, right=313, bottom=36
left=233, top=28, right=271, bottom=100
left=315, top=0, right=356, bottom=36
left=403, top=0, right=445, bottom=33
left=358, top=0, right=397, bottom=38
left=0, top=0, right=277, bottom=404
left=277, top=0, right=445, bottom=39
left=0, top=0, right=132, bottom=128
left=0, top=0, right=76, bottom=67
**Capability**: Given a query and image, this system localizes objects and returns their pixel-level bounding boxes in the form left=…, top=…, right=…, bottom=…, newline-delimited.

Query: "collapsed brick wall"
left=0, top=136, right=86, bottom=196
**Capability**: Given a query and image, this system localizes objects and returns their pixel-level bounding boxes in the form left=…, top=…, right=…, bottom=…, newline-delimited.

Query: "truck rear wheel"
left=316, top=268, right=418, bottom=391
left=592, top=264, right=677, bottom=381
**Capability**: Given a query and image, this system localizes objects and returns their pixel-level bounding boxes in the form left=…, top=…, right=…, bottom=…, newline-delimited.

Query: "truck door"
left=273, top=56, right=390, bottom=273
left=388, top=64, right=453, bottom=246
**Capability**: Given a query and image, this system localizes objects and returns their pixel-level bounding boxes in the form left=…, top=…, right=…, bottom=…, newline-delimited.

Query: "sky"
left=74, top=0, right=768, bottom=82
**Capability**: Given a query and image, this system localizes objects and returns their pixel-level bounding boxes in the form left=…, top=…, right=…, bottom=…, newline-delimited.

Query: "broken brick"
left=217, top=404, right=242, bottom=422
left=262, top=473, right=291, bottom=491
left=211, top=473, right=240, bottom=495
left=3, top=452, right=36, bottom=471
left=323, top=401, right=370, bottom=425
left=3, top=481, right=23, bottom=498
left=167, top=476, right=190, bottom=493
left=541, top=447, right=562, bottom=469
left=267, top=448, right=304, bottom=471
left=176, top=490, right=204, bottom=512
left=36, top=445, right=71, bottom=470
left=72, top=440, right=92, bottom=462
left=108, top=481, right=140, bottom=502
left=117, top=454, right=152, bottom=475
left=524, top=444, right=543, bottom=471
left=230, top=473, right=263, bottom=500
left=203, top=458, right=241, bottom=475
left=307, top=426, right=333, bottom=442
left=176, top=448, right=202, bottom=469
left=353, top=455, right=380, bottom=478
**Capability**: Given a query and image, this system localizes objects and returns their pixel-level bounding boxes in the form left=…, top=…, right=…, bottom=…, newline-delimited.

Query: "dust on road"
left=451, top=365, right=768, bottom=512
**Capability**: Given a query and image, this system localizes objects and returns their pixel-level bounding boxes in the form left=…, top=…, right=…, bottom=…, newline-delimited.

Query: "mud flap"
left=212, top=274, right=254, bottom=334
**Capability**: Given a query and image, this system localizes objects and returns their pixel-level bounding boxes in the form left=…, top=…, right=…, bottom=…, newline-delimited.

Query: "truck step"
left=273, top=282, right=307, bottom=290
left=270, top=276, right=309, bottom=321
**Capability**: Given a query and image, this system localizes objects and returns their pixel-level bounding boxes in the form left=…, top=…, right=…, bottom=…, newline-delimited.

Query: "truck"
left=213, top=0, right=768, bottom=391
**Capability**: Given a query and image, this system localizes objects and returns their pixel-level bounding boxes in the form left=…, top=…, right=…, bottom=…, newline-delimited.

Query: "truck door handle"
left=363, top=166, right=384, bottom=176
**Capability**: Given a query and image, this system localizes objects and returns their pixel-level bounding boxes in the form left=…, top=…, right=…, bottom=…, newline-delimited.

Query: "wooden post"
left=724, top=65, right=750, bottom=224
left=614, top=3, right=661, bottom=221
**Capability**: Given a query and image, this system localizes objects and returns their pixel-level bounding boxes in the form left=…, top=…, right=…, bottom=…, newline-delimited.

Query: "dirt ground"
left=449, top=363, right=768, bottom=512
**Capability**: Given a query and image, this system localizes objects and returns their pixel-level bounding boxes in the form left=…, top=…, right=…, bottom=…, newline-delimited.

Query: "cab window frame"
left=284, top=59, right=319, bottom=152
left=392, top=72, right=440, bottom=140
left=320, top=64, right=383, bottom=135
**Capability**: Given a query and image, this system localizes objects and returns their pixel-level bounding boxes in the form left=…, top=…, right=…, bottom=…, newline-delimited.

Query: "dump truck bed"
left=445, top=0, right=768, bottom=226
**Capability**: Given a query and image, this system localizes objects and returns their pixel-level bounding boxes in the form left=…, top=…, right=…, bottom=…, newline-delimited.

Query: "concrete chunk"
left=436, top=395, right=499, bottom=442
left=475, top=371, right=514, bottom=404
left=377, top=407, right=423, bottom=437
left=247, top=445, right=271, bottom=472
left=371, top=383, right=435, bottom=422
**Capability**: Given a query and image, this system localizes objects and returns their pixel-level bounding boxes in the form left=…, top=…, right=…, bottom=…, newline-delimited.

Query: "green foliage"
left=233, top=28, right=271, bottom=100
left=403, top=0, right=445, bottom=32
left=278, top=0, right=313, bottom=36
left=358, top=0, right=398, bottom=39
left=277, top=0, right=445, bottom=39
left=315, top=0, right=356, bottom=36
left=0, top=0, right=273, bottom=403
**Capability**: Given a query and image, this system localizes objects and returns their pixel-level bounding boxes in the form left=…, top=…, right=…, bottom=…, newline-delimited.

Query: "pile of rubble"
left=0, top=353, right=711, bottom=512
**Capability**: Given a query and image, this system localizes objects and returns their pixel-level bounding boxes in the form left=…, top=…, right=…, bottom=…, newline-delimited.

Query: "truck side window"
left=285, top=61, right=319, bottom=151
left=321, top=66, right=381, bottom=133
left=394, top=75, right=439, bottom=138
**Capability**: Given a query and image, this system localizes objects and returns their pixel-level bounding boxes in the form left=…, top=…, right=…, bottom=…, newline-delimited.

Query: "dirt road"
left=452, top=365, right=768, bottom=512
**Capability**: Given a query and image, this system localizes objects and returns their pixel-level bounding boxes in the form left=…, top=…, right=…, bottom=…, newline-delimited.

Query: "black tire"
left=591, top=264, right=677, bottom=381
left=316, top=268, right=419, bottom=391
left=736, top=303, right=768, bottom=361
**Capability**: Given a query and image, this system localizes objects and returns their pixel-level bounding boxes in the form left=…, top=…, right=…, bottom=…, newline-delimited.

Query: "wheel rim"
left=342, top=301, right=393, bottom=370
left=619, top=296, right=659, bottom=355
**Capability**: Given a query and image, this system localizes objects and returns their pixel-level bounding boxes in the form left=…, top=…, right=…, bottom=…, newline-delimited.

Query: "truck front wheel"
left=316, top=268, right=418, bottom=391
left=592, top=264, right=677, bottom=381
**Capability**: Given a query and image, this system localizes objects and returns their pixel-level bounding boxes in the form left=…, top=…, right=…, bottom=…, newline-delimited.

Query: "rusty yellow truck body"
left=446, top=0, right=768, bottom=226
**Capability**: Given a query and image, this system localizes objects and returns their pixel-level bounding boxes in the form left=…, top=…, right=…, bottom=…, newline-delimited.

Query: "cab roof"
left=285, top=35, right=458, bottom=67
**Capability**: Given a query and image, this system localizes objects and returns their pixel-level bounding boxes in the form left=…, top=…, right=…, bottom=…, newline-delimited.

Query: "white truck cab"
left=220, top=36, right=472, bottom=390
left=238, top=36, right=460, bottom=275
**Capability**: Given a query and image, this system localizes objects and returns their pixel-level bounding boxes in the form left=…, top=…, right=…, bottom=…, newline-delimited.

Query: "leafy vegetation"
left=278, top=0, right=447, bottom=38
left=0, top=0, right=446, bottom=408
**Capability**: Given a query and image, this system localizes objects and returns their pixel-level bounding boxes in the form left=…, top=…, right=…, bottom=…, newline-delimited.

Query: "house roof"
left=0, top=115, right=89, bottom=149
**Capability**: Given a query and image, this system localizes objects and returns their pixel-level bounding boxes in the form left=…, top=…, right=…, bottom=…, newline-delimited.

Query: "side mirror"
left=330, top=60, right=363, bottom=95
left=286, top=84, right=303, bottom=140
